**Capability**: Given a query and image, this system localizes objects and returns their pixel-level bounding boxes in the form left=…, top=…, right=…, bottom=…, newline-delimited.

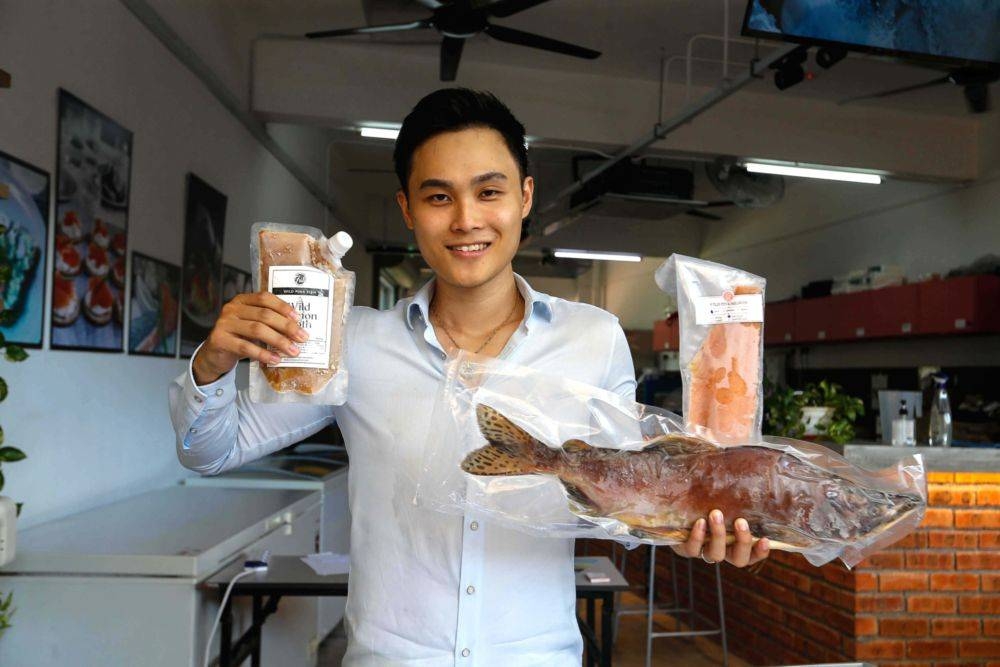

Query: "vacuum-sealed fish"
left=248, top=222, right=354, bottom=405
left=655, top=254, right=766, bottom=444
left=414, top=352, right=926, bottom=568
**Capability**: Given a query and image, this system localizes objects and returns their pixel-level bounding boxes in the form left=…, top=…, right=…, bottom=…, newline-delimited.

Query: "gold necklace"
left=433, top=293, right=522, bottom=355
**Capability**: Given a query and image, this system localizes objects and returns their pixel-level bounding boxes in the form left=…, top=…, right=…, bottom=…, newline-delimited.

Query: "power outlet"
left=0, top=496, right=17, bottom=567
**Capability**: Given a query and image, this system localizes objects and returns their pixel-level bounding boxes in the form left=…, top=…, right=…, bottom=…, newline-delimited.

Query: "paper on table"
left=302, top=552, right=350, bottom=576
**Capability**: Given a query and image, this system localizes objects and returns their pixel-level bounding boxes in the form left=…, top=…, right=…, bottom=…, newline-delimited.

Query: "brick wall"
left=581, top=471, right=1000, bottom=666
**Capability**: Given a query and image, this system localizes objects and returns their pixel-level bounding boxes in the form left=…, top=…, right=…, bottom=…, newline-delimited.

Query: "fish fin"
left=562, top=439, right=592, bottom=454
left=461, top=444, right=535, bottom=477
left=627, top=527, right=690, bottom=543
left=561, top=480, right=600, bottom=514
left=476, top=404, right=546, bottom=457
left=642, top=434, right=717, bottom=457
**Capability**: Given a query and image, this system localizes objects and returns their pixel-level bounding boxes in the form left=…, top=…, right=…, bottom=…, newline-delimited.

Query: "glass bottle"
left=928, top=373, right=952, bottom=447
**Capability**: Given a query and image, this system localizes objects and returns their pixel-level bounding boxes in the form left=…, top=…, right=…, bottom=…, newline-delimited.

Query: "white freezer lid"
left=1, top=486, right=319, bottom=579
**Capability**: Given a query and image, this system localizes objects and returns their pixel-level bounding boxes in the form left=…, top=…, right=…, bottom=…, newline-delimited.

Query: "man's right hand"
left=192, top=292, right=309, bottom=385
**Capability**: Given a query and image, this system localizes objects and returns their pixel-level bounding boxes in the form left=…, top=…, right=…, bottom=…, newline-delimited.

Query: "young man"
left=169, top=88, right=768, bottom=666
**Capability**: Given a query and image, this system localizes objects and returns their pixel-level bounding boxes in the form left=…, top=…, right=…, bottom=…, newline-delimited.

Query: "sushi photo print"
left=128, top=252, right=180, bottom=357
left=221, top=264, right=251, bottom=304
left=179, top=174, right=227, bottom=357
left=0, top=150, right=49, bottom=348
left=51, top=90, right=131, bottom=351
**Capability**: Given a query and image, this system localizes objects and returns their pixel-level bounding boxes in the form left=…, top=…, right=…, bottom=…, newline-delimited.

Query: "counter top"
left=841, top=443, right=998, bottom=472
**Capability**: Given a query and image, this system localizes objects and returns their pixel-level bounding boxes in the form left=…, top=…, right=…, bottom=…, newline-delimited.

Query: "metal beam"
left=535, top=43, right=799, bottom=240
left=118, top=0, right=364, bottom=240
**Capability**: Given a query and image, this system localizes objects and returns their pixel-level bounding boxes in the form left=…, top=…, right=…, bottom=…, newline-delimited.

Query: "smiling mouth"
left=447, top=242, right=492, bottom=252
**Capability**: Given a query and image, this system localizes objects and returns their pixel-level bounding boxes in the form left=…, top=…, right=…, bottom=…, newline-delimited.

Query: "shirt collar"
left=405, top=273, right=553, bottom=331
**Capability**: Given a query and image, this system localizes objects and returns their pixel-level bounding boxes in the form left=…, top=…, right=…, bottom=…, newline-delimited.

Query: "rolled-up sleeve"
left=168, top=344, right=335, bottom=476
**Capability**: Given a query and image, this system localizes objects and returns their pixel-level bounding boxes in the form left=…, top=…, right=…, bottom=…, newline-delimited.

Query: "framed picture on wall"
left=128, top=252, right=180, bottom=357
left=222, top=264, right=252, bottom=303
left=0, top=150, right=50, bottom=348
left=51, top=89, right=132, bottom=352
left=179, top=173, right=227, bottom=358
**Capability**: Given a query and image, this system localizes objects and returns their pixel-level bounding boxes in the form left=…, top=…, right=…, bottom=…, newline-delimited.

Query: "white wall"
left=0, top=1, right=327, bottom=527
left=603, top=257, right=672, bottom=330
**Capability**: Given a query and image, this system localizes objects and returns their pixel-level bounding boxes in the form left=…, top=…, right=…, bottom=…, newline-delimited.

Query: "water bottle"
left=928, top=373, right=952, bottom=447
left=891, top=399, right=915, bottom=447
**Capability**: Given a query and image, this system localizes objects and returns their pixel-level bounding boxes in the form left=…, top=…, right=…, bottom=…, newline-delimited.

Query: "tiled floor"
left=317, top=592, right=748, bottom=666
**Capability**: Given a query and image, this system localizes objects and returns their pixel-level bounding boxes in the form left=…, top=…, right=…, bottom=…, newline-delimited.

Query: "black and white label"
left=269, top=265, right=333, bottom=369
left=693, top=291, right=763, bottom=325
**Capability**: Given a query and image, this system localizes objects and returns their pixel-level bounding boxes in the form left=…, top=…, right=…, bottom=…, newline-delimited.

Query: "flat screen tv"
left=742, top=1, right=1000, bottom=69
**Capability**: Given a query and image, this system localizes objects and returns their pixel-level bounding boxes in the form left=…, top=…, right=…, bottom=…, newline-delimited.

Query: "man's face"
left=396, top=127, right=533, bottom=291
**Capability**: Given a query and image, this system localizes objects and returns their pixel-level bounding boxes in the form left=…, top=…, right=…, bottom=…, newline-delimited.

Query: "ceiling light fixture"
left=553, top=249, right=642, bottom=262
left=744, top=162, right=883, bottom=185
left=359, top=126, right=399, bottom=140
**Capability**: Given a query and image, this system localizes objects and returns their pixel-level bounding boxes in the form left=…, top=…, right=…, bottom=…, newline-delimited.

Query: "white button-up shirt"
left=169, top=274, right=636, bottom=666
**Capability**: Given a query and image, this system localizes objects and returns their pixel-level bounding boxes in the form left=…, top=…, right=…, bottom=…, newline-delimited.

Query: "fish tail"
left=462, top=405, right=547, bottom=476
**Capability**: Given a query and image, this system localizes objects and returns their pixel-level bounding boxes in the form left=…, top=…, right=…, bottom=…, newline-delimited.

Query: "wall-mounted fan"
left=705, top=157, right=785, bottom=210
left=306, top=0, right=601, bottom=81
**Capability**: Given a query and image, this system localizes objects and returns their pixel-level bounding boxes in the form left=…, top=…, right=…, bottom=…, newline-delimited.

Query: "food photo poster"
left=179, top=173, right=227, bottom=357
left=129, top=252, right=180, bottom=358
left=51, top=89, right=131, bottom=351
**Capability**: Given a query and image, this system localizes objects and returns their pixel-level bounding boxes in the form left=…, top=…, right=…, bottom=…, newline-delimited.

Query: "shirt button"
left=190, top=428, right=198, bottom=434
left=194, top=396, right=203, bottom=403
left=466, top=585, right=475, bottom=595
left=461, top=649, right=470, bottom=658
left=215, top=388, right=224, bottom=396
left=469, top=521, right=479, bottom=531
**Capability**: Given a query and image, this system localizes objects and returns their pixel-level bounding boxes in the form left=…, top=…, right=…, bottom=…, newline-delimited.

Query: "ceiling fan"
left=839, top=66, right=1000, bottom=113
left=305, top=0, right=601, bottom=81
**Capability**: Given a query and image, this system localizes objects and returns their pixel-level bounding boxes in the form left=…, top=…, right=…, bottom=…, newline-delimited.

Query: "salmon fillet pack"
left=413, top=257, right=927, bottom=568
left=248, top=222, right=355, bottom=405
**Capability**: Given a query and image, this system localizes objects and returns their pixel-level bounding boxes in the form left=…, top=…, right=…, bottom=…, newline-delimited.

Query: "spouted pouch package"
left=413, top=352, right=927, bottom=568
left=655, top=254, right=766, bottom=445
left=249, top=222, right=354, bottom=405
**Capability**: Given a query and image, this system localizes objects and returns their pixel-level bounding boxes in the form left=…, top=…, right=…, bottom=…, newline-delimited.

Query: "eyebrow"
left=418, top=171, right=509, bottom=190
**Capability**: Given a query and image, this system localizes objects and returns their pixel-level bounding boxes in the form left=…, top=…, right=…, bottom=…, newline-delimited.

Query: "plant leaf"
left=4, top=345, right=27, bottom=362
left=0, top=468, right=4, bottom=493
left=0, top=447, right=25, bottom=462
left=0, top=377, right=6, bottom=403
left=0, top=331, right=5, bottom=347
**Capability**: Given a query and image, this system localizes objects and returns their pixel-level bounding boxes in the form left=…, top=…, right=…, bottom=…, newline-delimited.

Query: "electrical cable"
left=202, top=553, right=270, bottom=667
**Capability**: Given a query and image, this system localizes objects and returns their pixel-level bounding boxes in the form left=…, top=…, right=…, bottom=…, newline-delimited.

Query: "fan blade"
left=484, top=24, right=600, bottom=59
left=487, top=0, right=553, bottom=18
left=307, top=19, right=431, bottom=39
left=440, top=36, right=465, bottom=81
left=838, top=75, right=950, bottom=105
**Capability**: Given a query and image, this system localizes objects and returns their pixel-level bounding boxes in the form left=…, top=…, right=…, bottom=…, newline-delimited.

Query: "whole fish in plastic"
left=462, top=404, right=923, bottom=552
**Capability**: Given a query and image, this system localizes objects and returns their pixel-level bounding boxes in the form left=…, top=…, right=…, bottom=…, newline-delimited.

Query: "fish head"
left=820, top=477, right=923, bottom=538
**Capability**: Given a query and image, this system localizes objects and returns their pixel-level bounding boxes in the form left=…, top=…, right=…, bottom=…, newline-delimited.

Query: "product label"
left=693, top=291, right=763, bottom=325
left=269, top=265, right=333, bottom=369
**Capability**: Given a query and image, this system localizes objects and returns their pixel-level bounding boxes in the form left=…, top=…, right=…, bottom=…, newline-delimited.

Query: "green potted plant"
left=0, top=332, right=28, bottom=640
left=764, top=379, right=864, bottom=445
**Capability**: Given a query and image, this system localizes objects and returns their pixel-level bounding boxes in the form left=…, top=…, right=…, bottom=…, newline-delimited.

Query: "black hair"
left=393, top=88, right=528, bottom=194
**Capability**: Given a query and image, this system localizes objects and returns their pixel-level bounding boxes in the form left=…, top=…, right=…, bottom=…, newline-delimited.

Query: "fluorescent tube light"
left=359, top=127, right=399, bottom=140
left=744, top=162, right=882, bottom=184
left=553, top=249, right=642, bottom=262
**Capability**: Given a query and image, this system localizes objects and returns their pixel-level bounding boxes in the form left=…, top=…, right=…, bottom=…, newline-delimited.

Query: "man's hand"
left=192, top=292, right=308, bottom=385
left=671, top=509, right=770, bottom=568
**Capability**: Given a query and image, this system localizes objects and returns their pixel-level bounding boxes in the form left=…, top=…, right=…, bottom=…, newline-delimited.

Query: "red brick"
left=856, top=594, right=904, bottom=613
left=856, top=640, right=905, bottom=660
left=909, top=595, right=958, bottom=614
left=880, top=618, right=929, bottom=637
left=928, top=530, right=979, bottom=549
left=855, top=572, right=878, bottom=591
left=979, top=488, right=1000, bottom=505
left=960, top=640, right=1000, bottom=658
left=986, top=619, right=1000, bottom=636
left=855, top=616, right=878, bottom=636
left=957, top=552, right=1000, bottom=570
left=986, top=573, right=1000, bottom=591
left=955, top=509, right=1000, bottom=529
left=909, top=552, right=956, bottom=569
left=881, top=571, right=929, bottom=591
left=960, top=595, right=1000, bottom=614
left=861, top=551, right=904, bottom=568
left=954, top=473, right=1000, bottom=483
left=933, top=618, right=982, bottom=637
left=982, top=533, right=1000, bottom=549
left=930, top=573, right=980, bottom=591
left=908, top=640, right=957, bottom=659
left=930, top=486, right=977, bottom=506
left=821, top=562, right=853, bottom=587
left=929, top=472, right=955, bottom=483
left=922, top=508, right=956, bottom=528
left=893, top=532, right=928, bottom=548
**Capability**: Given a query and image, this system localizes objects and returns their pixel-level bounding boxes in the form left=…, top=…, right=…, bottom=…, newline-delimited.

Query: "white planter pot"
left=800, top=406, right=835, bottom=437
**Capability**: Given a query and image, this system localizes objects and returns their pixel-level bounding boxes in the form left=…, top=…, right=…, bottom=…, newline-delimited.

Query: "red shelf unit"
left=917, top=274, right=1000, bottom=334
left=652, top=315, right=680, bottom=351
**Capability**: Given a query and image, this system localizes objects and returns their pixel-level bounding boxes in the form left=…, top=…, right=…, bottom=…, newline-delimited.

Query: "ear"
left=396, top=189, right=414, bottom=231
left=520, top=175, right=534, bottom=220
